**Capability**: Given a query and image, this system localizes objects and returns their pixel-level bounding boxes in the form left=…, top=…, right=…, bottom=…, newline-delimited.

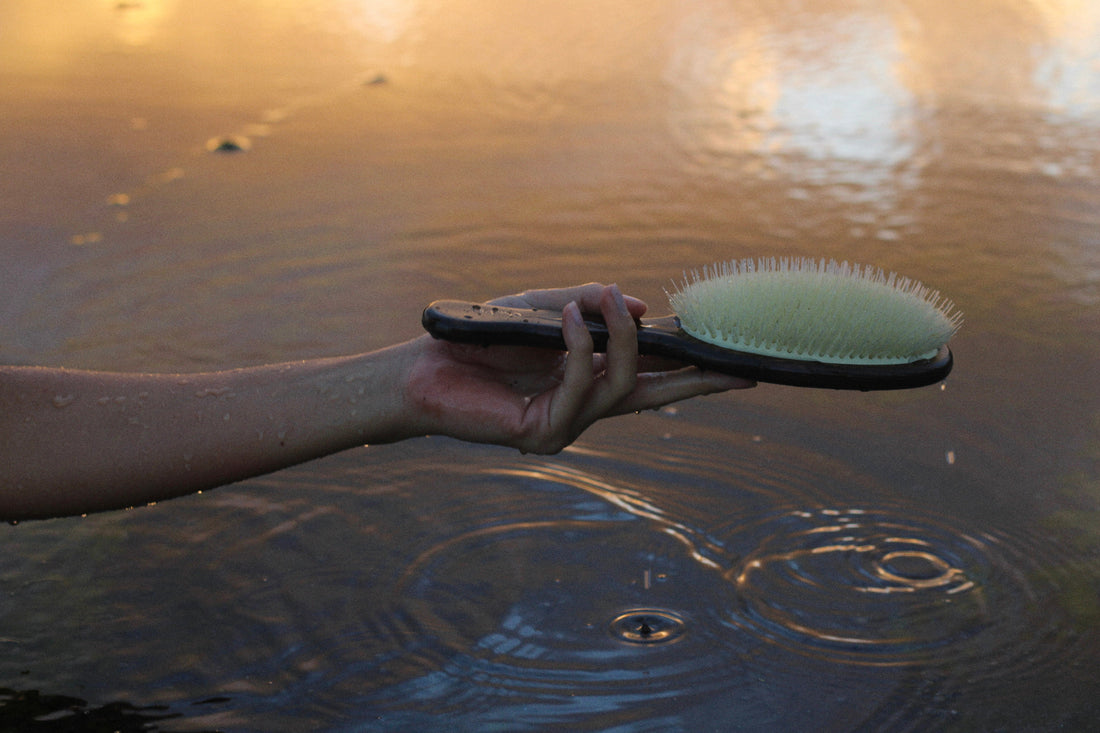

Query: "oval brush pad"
left=422, top=259, right=960, bottom=391
left=668, top=257, right=962, bottom=366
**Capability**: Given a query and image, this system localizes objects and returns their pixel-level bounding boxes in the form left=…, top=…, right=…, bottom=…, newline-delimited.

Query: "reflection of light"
left=1032, top=0, right=1100, bottom=118
left=665, top=7, right=917, bottom=193
left=771, top=16, right=914, bottom=171
left=665, top=11, right=783, bottom=160
left=347, top=0, right=418, bottom=43
left=110, top=0, right=175, bottom=47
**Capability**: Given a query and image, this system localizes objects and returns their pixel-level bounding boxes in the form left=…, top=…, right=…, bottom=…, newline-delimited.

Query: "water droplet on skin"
left=52, top=394, right=75, bottom=408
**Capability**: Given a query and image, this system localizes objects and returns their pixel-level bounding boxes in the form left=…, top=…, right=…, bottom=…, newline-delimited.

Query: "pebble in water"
left=205, top=135, right=251, bottom=153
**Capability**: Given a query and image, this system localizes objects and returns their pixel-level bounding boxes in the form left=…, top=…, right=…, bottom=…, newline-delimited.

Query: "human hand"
left=404, top=283, right=755, bottom=453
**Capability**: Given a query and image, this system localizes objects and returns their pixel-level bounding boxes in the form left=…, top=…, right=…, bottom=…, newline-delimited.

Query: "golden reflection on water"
left=2, top=2, right=1100, bottom=729
left=4, top=1, right=1096, bottom=111
left=0, top=0, right=1094, bottom=375
left=666, top=5, right=915, bottom=162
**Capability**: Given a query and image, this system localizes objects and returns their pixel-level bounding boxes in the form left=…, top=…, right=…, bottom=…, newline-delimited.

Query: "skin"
left=0, top=284, right=753, bottom=520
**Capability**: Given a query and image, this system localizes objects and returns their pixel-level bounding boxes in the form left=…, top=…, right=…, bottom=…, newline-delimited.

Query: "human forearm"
left=1, top=284, right=752, bottom=520
left=0, top=343, right=419, bottom=520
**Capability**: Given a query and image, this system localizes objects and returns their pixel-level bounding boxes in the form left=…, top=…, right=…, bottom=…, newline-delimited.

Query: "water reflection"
left=2, top=0, right=1100, bottom=730
left=0, top=686, right=191, bottom=732
left=1035, top=1, right=1100, bottom=119
left=111, top=0, right=176, bottom=47
left=161, top=426, right=1080, bottom=729
left=726, top=506, right=1082, bottom=672
left=666, top=3, right=919, bottom=196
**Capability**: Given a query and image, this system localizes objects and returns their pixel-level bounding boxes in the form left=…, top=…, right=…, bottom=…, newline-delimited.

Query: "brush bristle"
left=667, top=257, right=963, bottom=365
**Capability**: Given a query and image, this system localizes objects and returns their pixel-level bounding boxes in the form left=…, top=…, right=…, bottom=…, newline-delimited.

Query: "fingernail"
left=564, top=300, right=583, bottom=326
left=610, top=284, right=628, bottom=314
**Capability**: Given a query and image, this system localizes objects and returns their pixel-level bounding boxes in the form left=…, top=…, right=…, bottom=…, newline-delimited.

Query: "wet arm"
left=0, top=345, right=420, bottom=520
left=0, top=284, right=750, bottom=520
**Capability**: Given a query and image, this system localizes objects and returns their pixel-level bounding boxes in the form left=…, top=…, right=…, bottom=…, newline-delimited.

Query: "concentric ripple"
left=608, top=608, right=688, bottom=644
left=724, top=505, right=1085, bottom=681
left=381, top=520, right=776, bottom=728
left=133, top=435, right=1094, bottom=730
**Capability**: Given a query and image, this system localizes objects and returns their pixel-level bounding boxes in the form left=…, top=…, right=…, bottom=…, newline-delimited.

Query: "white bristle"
left=666, top=257, right=963, bottom=365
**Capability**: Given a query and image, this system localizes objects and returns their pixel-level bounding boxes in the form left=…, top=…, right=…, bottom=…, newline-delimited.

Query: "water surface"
left=2, top=1, right=1099, bottom=730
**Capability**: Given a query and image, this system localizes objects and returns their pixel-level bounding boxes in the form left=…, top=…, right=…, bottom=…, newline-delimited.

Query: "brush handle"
left=421, top=300, right=953, bottom=391
left=422, top=300, right=662, bottom=350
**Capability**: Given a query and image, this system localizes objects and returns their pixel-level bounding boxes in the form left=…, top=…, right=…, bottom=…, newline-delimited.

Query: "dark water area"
left=2, top=1, right=1099, bottom=730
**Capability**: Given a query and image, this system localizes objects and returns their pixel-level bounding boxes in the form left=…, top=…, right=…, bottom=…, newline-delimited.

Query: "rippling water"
left=2, top=0, right=1099, bottom=730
